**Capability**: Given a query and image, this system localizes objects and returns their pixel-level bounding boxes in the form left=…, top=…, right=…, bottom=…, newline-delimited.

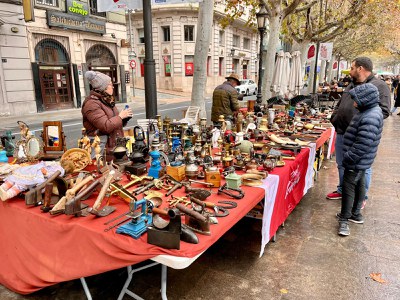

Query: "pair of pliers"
left=191, top=197, right=237, bottom=217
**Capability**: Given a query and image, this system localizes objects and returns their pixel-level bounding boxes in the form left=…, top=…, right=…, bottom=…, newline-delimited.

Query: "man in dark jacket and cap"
left=327, top=57, right=390, bottom=205
left=211, top=73, right=243, bottom=124
left=337, top=83, right=383, bottom=236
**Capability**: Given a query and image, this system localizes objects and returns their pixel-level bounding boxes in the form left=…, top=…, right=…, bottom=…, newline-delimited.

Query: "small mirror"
left=41, top=121, right=66, bottom=160
left=25, top=136, right=43, bottom=162
left=46, top=126, right=60, bottom=147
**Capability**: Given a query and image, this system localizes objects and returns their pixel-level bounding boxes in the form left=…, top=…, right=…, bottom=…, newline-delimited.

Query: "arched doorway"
left=35, top=39, right=73, bottom=110
left=86, top=44, right=120, bottom=101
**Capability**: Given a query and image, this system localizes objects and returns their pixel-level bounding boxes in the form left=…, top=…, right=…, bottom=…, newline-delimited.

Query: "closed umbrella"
left=280, top=52, right=291, bottom=97
left=288, top=50, right=303, bottom=98
left=271, top=50, right=285, bottom=95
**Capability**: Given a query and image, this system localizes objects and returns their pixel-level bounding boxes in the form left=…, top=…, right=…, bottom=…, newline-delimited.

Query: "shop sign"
left=47, top=10, right=106, bottom=34
left=66, top=0, right=89, bottom=16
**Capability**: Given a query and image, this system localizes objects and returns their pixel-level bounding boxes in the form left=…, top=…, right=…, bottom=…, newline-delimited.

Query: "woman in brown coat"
left=82, top=71, right=133, bottom=160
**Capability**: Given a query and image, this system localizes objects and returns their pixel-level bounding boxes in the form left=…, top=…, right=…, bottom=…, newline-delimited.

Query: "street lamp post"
left=255, top=3, right=268, bottom=109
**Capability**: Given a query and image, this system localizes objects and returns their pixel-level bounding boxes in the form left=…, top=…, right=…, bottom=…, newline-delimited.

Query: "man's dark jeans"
left=339, top=169, right=366, bottom=221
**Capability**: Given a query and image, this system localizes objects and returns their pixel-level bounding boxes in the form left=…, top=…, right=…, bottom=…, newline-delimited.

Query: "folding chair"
left=178, top=106, right=200, bottom=125
left=329, top=91, right=341, bottom=108
left=136, top=119, right=158, bottom=132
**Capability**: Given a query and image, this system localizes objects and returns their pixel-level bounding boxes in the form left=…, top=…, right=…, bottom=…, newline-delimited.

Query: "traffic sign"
left=130, top=60, right=136, bottom=69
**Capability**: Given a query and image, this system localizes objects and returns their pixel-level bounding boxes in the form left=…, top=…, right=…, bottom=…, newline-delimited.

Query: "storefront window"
left=163, top=56, right=171, bottom=77
left=35, top=39, right=69, bottom=64
left=140, top=58, right=145, bottom=77
left=184, top=55, right=194, bottom=76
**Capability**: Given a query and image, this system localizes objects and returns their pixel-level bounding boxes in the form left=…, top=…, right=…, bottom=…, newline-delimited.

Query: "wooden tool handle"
left=191, top=196, right=214, bottom=209
left=165, top=183, right=182, bottom=196
left=75, top=179, right=101, bottom=200
left=42, top=183, right=53, bottom=208
left=152, top=207, right=169, bottom=216
left=92, top=171, right=115, bottom=211
left=39, top=170, right=62, bottom=190
left=50, top=195, right=67, bottom=214
left=66, top=175, right=94, bottom=198
left=282, top=156, right=295, bottom=160
left=176, top=203, right=207, bottom=223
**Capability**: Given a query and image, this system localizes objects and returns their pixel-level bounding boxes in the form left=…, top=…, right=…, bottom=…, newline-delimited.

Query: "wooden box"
left=205, top=170, right=221, bottom=187
left=166, top=165, right=186, bottom=182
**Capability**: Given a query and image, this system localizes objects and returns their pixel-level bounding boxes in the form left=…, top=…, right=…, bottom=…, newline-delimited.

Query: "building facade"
left=128, top=2, right=260, bottom=94
left=0, top=0, right=129, bottom=116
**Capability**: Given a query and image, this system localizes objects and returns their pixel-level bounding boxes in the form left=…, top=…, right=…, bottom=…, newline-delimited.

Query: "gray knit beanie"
left=85, top=71, right=111, bottom=92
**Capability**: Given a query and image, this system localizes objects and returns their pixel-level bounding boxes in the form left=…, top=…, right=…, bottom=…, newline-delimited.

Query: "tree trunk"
left=307, top=59, right=317, bottom=94
left=191, top=0, right=214, bottom=119
left=327, top=56, right=335, bottom=82
left=298, top=41, right=310, bottom=85
left=262, top=15, right=281, bottom=101
left=319, top=60, right=326, bottom=84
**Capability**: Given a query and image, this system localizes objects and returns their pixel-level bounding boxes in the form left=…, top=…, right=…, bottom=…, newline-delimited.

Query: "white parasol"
left=280, top=52, right=292, bottom=97
left=288, top=50, right=303, bottom=98
left=270, top=50, right=285, bottom=95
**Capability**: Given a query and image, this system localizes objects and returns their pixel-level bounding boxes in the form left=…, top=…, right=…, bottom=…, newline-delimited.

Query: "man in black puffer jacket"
left=337, top=83, right=383, bottom=236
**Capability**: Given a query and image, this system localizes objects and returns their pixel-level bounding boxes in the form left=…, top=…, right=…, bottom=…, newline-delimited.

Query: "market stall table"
left=0, top=181, right=264, bottom=298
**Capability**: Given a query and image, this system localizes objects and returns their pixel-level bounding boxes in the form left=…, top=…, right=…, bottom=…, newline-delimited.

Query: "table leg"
left=161, top=264, right=168, bottom=300
left=118, top=262, right=160, bottom=300
left=80, top=277, right=92, bottom=300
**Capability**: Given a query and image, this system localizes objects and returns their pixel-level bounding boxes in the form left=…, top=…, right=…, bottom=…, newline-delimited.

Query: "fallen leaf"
left=280, top=288, right=288, bottom=294
left=369, top=272, right=387, bottom=284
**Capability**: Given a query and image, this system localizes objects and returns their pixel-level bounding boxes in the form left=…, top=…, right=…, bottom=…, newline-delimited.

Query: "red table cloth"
left=0, top=183, right=264, bottom=294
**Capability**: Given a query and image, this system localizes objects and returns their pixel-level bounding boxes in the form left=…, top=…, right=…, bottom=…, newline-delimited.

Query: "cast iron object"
left=217, top=183, right=245, bottom=199
left=147, top=208, right=181, bottom=249
left=148, top=209, right=199, bottom=247
left=176, top=203, right=210, bottom=236
left=190, top=196, right=230, bottom=217
left=184, top=185, right=211, bottom=200
left=25, top=170, right=62, bottom=206
left=217, top=201, right=238, bottom=209
left=181, top=224, right=199, bottom=244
